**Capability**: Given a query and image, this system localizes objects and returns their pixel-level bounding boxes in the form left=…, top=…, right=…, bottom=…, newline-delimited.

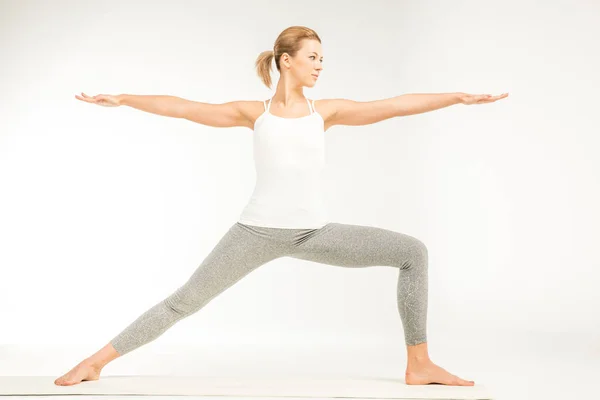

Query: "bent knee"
left=400, top=239, right=428, bottom=270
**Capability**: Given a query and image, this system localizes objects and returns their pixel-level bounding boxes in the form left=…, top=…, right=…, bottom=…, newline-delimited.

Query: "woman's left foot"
left=405, top=359, right=474, bottom=386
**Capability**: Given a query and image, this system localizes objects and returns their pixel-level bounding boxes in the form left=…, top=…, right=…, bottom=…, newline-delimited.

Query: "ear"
left=281, top=53, right=291, bottom=68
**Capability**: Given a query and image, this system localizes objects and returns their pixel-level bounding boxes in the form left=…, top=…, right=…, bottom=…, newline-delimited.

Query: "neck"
left=272, top=77, right=305, bottom=107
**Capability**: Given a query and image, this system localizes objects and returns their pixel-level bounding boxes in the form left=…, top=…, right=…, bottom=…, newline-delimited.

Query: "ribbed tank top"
left=237, top=96, right=329, bottom=229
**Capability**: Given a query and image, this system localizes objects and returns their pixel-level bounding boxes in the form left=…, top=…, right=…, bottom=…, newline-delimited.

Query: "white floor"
left=1, top=331, right=598, bottom=399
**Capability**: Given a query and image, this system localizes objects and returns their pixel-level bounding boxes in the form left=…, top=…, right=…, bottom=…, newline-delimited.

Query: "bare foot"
left=405, top=359, right=474, bottom=386
left=54, top=361, right=102, bottom=386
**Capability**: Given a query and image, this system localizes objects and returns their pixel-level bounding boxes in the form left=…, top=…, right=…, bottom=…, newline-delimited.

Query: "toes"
left=450, top=375, right=469, bottom=386
left=55, top=375, right=73, bottom=386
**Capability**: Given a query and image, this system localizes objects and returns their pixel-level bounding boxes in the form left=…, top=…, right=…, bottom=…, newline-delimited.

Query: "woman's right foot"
left=405, top=358, right=474, bottom=386
left=54, top=361, right=102, bottom=386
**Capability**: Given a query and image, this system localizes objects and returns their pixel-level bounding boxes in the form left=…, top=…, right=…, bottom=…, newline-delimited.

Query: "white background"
left=1, top=1, right=599, bottom=398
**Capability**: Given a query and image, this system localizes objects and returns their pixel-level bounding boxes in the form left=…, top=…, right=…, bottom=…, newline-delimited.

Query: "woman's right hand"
left=75, top=92, right=121, bottom=107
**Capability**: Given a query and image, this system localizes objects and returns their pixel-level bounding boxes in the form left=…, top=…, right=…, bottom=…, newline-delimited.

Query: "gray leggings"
left=110, top=222, right=428, bottom=355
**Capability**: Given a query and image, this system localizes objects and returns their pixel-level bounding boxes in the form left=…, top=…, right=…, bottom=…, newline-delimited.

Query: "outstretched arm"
left=76, top=92, right=252, bottom=128
left=117, top=94, right=251, bottom=128
left=325, top=92, right=509, bottom=127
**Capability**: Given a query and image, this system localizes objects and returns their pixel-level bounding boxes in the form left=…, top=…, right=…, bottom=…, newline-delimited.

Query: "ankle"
left=83, top=343, right=120, bottom=370
left=406, top=341, right=430, bottom=363
left=407, top=355, right=431, bottom=364
left=83, top=358, right=106, bottom=370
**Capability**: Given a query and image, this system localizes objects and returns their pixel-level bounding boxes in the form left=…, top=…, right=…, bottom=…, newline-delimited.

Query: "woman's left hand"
left=460, top=92, right=509, bottom=105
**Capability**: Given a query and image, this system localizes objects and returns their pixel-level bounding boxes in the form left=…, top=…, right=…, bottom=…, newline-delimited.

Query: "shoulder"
left=309, top=98, right=345, bottom=127
left=234, top=100, right=268, bottom=129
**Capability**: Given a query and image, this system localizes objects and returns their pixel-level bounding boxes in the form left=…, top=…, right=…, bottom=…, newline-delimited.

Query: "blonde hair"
left=255, top=26, right=322, bottom=90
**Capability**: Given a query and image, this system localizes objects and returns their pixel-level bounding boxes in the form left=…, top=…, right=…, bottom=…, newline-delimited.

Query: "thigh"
left=168, top=222, right=285, bottom=310
left=289, top=222, right=427, bottom=268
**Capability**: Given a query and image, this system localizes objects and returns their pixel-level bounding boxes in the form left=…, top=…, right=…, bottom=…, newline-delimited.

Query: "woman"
left=55, top=25, right=508, bottom=387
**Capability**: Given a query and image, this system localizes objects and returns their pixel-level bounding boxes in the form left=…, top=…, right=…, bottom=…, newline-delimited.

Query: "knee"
left=163, top=285, right=205, bottom=316
left=400, top=238, right=428, bottom=271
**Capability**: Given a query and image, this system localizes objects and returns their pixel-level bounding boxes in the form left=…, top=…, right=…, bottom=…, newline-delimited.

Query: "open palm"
left=74, top=92, right=121, bottom=107
left=462, top=92, right=509, bottom=105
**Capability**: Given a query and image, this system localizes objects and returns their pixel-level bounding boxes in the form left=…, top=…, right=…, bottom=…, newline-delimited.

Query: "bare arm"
left=116, top=94, right=250, bottom=128
left=325, top=92, right=509, bottom=127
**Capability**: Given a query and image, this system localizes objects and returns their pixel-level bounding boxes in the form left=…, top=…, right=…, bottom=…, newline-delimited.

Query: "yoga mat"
left=0, top=375, right=493, bottom=399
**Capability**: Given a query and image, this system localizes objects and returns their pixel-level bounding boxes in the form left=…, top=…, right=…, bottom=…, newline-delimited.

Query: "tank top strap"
left=306, top=97, right=314, bottom=114
left=265, top=97, right=314, bottom=115
left=311, top=99, right=316, bottom=113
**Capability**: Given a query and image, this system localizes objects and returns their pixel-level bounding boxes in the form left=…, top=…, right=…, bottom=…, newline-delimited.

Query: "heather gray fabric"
left=110, top=221, right=428, bottom=355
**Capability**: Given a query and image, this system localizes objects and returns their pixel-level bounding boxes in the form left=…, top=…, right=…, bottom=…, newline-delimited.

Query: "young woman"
left=55, top=25, right=508, bottom=387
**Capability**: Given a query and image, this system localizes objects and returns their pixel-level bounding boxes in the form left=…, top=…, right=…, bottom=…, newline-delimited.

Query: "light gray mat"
left=0, top=376, right=492, bottom=399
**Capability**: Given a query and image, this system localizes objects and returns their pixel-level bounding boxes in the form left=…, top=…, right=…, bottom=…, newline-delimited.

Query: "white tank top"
left=237, top=96, right=329, bottom=229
